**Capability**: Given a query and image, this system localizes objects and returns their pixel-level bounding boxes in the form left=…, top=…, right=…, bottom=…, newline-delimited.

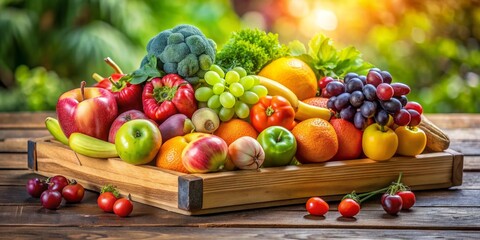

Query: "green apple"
left=115, top=119, right=162, bottom=165
left=257, top=126, right=297, bottom=167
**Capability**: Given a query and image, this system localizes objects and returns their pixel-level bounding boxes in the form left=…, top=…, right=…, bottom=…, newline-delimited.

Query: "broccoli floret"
left=143, top=24, right=216, bottom=84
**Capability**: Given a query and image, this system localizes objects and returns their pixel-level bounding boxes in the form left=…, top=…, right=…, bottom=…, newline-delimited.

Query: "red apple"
left=182, top=135, right=228, bottom=173
left=108, top=110, right=151, bottom=143
left=57, top=81, right=118, bottom=141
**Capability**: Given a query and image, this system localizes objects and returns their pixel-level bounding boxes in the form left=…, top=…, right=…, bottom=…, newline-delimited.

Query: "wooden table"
left=1, top=112, right=479, bottom=239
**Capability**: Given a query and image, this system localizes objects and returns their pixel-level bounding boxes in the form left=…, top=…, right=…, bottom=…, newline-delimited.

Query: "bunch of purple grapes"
left=319, top=68, right=423, bottom=130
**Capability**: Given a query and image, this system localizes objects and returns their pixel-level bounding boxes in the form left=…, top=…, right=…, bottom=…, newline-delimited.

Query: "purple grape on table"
left=408, top=109, right=422, bottom=126
left=334, top=92, right=351, bottom=110
left=340, top=105, right=356, bottom=121
left=395, top=95, right=408, bottom=107
left=362, top=84, right=377, bottom=101
left=394, top=109, right=411, bottom=126
left=376, top=83, right=394, bottom=101
left=326, top=81, right=345, bottom=97
left=367, top=70, right=383, bottom=87
left=380, top=98, right=402, bottom=114
left=345, top=78, right=364, bottom=93
left=381, top=71, right=393, bottom=84
left=360, top=101, right=377, bottom=118
left=354, top=111, right=367, bottom=129
left=40, top=190, right=63, bottom=210
left=375, top=109, right=389, bottom=126
left=349, top=91, right=365, bottom=108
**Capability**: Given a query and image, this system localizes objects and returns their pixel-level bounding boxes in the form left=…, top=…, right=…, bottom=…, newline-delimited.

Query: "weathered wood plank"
left=0, top=203, right=478, bottom=229
left=0, top=153, right=27, bottom=169
left=0, top=227, right=478, bottom=239
left=425, top=114, right=480, bottom=129
left=0, top=138, right=29, bottom=153
left=0, top=129, right=50, bottom=140
left=0, top=112, right=55, bottom=129
left=464, top=156, right=480, bottom=171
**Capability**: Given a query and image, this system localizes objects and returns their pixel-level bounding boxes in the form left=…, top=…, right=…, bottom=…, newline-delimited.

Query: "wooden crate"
left=28, top=138, right=463, bottom=215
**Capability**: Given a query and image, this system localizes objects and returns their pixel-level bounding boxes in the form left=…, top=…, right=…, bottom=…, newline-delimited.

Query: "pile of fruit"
left=46, top=24, right=450, bottom=174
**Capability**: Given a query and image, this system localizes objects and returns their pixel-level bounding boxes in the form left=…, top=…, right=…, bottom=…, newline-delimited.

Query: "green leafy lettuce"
left=215, top=29, right=290, bottom=74
left=289, top=34, right=373, bottom=78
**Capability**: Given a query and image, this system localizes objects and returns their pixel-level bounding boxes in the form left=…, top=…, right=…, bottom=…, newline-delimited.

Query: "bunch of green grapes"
left=194, top=65, right=268, bottom=121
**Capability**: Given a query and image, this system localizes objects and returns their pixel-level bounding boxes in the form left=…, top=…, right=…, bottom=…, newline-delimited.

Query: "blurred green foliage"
left=1, top=0, right=478, bottom=113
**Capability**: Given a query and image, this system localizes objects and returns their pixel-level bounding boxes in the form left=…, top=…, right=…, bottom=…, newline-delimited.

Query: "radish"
left=159, top=114, right=195, bottom=142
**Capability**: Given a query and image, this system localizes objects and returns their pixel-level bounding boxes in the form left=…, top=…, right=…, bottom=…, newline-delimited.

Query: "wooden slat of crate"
left=30, top=138, right=463, bottom=215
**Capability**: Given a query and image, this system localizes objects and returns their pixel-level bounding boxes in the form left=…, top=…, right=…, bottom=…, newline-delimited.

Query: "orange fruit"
left=258, top=57, right=317, bottom=100
left=302, top=97, right=329, bottom=108
left=330, top=118, right=363, bottom=160
left=213, top=119, right=258, bottom=146
left=156, top=133, right=208, bottom=173
left=291, top=118, right=338, bottom=163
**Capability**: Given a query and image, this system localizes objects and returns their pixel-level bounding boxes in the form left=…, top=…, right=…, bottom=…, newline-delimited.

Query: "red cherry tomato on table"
left=338, top=198, right=360, bottom=218
left=397, top=190, right=416, bottom=210
left=62, top=180, right=85, bottom=203
left=381, top=193, right=403, bottom=215
left=97, top=192, right=118, bottom=213
left=26, top=178, right=48, bottom=198
left=306, top=197, right=329, bottom=216
left=40, top=190, right=63, bottom=210
left=113, top=197, right=133, bottom=217
left=48, top=175, right=69, bottom=192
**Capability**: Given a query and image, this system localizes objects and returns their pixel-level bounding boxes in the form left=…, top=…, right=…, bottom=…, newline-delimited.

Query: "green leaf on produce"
left=297, top=33, right=373, bottom=79
left=288, top=40, right=307, bottom=56
left=123, top=54, right=165, bottom=85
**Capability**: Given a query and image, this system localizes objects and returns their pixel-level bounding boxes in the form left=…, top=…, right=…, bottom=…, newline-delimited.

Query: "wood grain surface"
left=0, top=112, right=479, bottom=239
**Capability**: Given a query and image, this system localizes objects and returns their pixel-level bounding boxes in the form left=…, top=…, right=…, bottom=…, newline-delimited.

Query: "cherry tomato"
left=338, top=198, right=360, bottom=218
left=306, top=197, right=329, bottom=216
left=62, top=180, right=85, bottom=203
left=397, top=190, right=416, bottom=210
left=113, top=198, right=133, bottom=217
left=48, top=175, right=69, bottom=192
left=97, top=192, right=118, bottom=212
left=40, top=190, right=62, bottom=210
left=26, top=178, right=48, bottom=198
left=381, top=193, right=403, bottom=215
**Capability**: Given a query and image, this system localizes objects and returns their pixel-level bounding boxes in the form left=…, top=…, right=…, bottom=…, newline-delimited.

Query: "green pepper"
left=257, top=126, right=297, bottom=167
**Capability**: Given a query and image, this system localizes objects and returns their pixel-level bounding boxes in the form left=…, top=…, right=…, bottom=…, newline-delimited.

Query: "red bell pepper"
left=250, top=95, right=296, bottom=133
left=93, top=58, right=143, bottom=113
left=142, top=74, right=197, bottom=124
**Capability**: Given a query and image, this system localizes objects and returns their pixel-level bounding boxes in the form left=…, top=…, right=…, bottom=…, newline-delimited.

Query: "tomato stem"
left=265, top=106, right=274, bottom=117
left=92, top=73, right=104, bottom=82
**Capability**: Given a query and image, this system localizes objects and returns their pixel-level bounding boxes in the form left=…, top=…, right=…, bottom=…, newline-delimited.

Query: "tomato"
left=113, top=198, right=133, bottom=217
left=62, top=180, right=85, bottom=203
left=142, top=74, right=197, bottom=124
left=381, top=193, right=403, bottom=215
left=115, top=119, right=162, bottom=165
left=26, top=178, right=48, bottom=198
left=397, top=190, right=416, bottom=210
left=306, top=197, right=329, bottom=216
left=250, top=95, right=295, bottom=133
left=48, top=175, right=69, bottom=192
left=257, top=126, right=297, bottom=167
left=40, top=190, right=63, bottom=210
left=338, top=198, right=360, bottom=218
left=395, top=126, right=427, bottom=156
left=97, top=192, right=118, bottom=213
left=362, top=123, right=398, bottom=161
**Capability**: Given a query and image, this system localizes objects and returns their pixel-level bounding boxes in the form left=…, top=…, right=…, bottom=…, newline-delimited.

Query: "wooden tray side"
left=196, top=152, right=457, bottom=210
left=29, top=139, right=463, bottom=215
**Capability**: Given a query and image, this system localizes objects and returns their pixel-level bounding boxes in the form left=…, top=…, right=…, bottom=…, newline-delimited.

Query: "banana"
left=45, top=117, right=69, bottom=145
left=295, top=101, right=332, bottom=122
left=256, top=75, right=299, bottom=109
left=69, top=132, right=118, bottom=158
